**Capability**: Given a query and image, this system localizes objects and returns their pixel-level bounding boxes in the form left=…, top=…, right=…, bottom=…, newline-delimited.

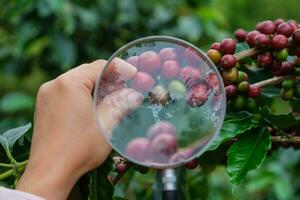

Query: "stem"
left=272, top=136, right=300, bottom=143
left=0, top=160, right=27, bottom=180
left=234, top=47, right=260, bottom=61
left=0, top=163, right=13, bottom=168
left=254, top=75, right=300, bottom=88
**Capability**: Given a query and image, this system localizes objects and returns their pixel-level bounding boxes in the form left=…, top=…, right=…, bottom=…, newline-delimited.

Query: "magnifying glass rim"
left=93, top=35, right=227, bottom=169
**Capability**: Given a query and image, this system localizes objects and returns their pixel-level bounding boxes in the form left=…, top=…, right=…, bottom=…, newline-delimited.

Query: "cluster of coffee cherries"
left=207, top=19, right=300, bottom=107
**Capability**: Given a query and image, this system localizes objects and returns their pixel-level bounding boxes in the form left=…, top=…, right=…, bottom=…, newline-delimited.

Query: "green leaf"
left=0, top=92, right=34, bottom=113
left=113, top=197, right=127, bottom=200
left=88, top=156, right=114, bottom=200
left=207, top=112, right=258, bottom=151
left=226, top=127, right=271, bottom=185
left=1, top=123, right=31, bottom=150
left=259, top=106, right=300, bottom=130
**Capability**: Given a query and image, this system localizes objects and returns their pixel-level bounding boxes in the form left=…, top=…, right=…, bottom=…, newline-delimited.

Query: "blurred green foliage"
left=1, top=0, right=300, bottom=199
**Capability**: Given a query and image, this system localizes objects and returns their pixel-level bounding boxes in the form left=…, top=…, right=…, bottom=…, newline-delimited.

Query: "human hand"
left=16, top=59, right=142, bottom=200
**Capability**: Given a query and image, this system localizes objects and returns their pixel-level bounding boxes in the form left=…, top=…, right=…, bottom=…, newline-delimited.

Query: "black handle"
left=163, top=190, right=178, bottom=200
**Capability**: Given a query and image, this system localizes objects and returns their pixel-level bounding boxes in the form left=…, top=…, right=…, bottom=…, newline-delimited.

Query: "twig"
left=234, top=47, right=260, bottom=61
left=254, top=75, right=300, bottom=88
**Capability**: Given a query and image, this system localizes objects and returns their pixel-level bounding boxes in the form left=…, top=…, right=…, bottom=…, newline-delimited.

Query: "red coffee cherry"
left=271, top=60, right=283, bottom=76
left=271, top=34, right=288, bottom=49
left=292, top=29, right=300, bottom=43
left=161, top=60, right=180, bottom=80
left=246, top=31, right=260, bottom=47
left=276, top=22, right=294, bottom=37
left=220, top=38, right=236, bottom=54
left=225, top=84, right=237, bottom=99
left=138, top=51, right=161, bottom=73
left=235, top=28, right=247, bottom=42
left=220, top=54, right=237, bottom=69
left=254, top=33, right=270, bottom=48
left=186, top=83, right=208, bottom=107
left=257, top=52, right=273, bottom=68
left=256, top=20, right=275, bottom=35
left=210, top=42, right=221, bottom=51
left=282, top=62, right=295, bottom=75
left=247, top=85, right=261, bottom=97
left=184, top=159, right=198, bottom=169
left=116, top=163, right=128, bottom=174
left=131, top=72, right=155, bottom=92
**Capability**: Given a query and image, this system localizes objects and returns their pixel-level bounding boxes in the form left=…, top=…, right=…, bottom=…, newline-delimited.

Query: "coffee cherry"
left=276, top=22, right=294, bottom=37
left=294, top=84, right=300, bottom=98
left=254, top=33, right=270, bottom=48
left=295, top=47, right=300, bottom=58
left=147, top=121, right=177, bottom=140
left=159, top=48, right=179, bottom=62
left=207, top=49, right=222, bottom=64
left=150, top=85, right=169, bottom=106
left=246, top=31, right=260, bottom=47
left=184, top=159, right=198, bottom=169
left=161, top=60, right=180, bottom=80
left=225, top=84, right=237, bottom=99
left=274, top=48, right=288, bottom=61
left=234, top=95, right=245, bottom=110
left=274, top=18, right=285, bottom=27
left=235, top=28, right=247, bottom=42
left=131, top=72, right=155, bottom=92
left=281, top=79, right=295, bottom=90
left=186, top=83, right=208, bottom=107
left=168, top=80, right=186, bottom=100
left=237, top=71, right=249, bottom=83
left=281, top=88, right=294, bottom=101
left=138, top=51, right=161, bottom=73
left=257, top=52, right=273, bottom=68
left=271, top=34, right=288, bottom=49
left=116, top=163, right=128, bottom=174
left=238, top=81, right=250, bottom=93
left=180, top=66, right=201, bottom=89
left=125, top=137, right=150, bottom=162
left=205, top=72, right=220, bottom=94
left=210, top=42, right=221, bottom=51
left=271, top=60, right=283, bottom=71
left=282, top=62, right=295, bottom=75
left=247, top=84, right=261, bottom=97
left=246, top=98, right=257, bottom=111
left=222, top=67, right=238, bottom=85
left=292, top=29, right=300, bottom=43
left=256, top=20, right=275, bottom=35
left=220, top=38, right=236, bottom=54
left=220, top=54, right=237, bottom=69
left=288, top=20, right=299, bottom=31
left=127, top=56, right=139, bottom=67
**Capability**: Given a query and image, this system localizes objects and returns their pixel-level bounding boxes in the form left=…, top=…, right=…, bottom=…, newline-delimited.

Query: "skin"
left=16, top=59, right=143, bottom=200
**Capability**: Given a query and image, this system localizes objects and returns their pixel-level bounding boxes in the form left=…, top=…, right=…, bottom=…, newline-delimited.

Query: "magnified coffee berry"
left=235, top=28, right=247, bottom=42
left=222, top=67, right=238, bottom=85
left=131, top=72, right=155, bottom=92
left=169, top=149, right=194, bottom=163
left=180, top=66, right=201, bottom=89
left=247, top=84, right=261, bottom=97
left=271, top=34, right=288, bottom=49
left=126, top=56, right=139, bottom=67
left=246, top=31, right=260, bottom=47
left=150, top=85, right=169, bottom=106
left=220, top=38, right=236, bottom=54
left=276, top=22, right=294, bottom=37
left=205, top=72, right=220, bottom=94
left=256, top=20, right=275, bottom=35
left=159, top=47, right=179, bottom=62
left=225, top=84, right=237, bottom=99
left=161, top=60, right=180, bottom=80
left=147, top=121, right=177, bottom=140
left=138, top=51, right=161, bottom=73
left=184, top=159, right=198, bottom=169
left=254, top=33, right=270, bottom=48
left=168, top=80, right=186, bottom=100
left=125, top=137, right=150, bottom=162
left=207, top=49, right=222, bottom=64
left=183, top=47, right=202, bottom=66
left=186, top=83, right=208, bottom=107
left=257, top=52, right=273, bottom=68
left=220, top=54, right=237, bottom=69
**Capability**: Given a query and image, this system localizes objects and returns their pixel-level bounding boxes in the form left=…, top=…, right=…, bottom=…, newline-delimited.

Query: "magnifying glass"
left=93, top=36, right=226, bottom=200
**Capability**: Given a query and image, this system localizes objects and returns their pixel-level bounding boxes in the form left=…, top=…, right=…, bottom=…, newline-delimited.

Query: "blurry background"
left=1, top=0, right=300, bottom=199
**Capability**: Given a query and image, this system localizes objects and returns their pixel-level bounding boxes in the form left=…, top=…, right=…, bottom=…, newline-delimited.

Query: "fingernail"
left=127, top=91, right=144, bottom=108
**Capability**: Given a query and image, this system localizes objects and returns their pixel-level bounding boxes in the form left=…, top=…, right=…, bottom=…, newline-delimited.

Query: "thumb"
left=96, top=88, right=144, bottom=135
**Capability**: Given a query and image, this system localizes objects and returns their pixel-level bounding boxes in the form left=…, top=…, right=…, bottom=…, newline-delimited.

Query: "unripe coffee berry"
left=247, top=84, right=261, bottom=97
left=246, top=98, right=257, bottom=111
left=234, top=95, right=246, bottom=110
left=168, top=80, right=186, bottom=100
left=271, top=34, right=288, bottom=49
left=276, top=22, right=294, bottom=37
left=257, top=52, right=273, bottom=68
left=256, top=20, right=275, bottom=35
left=225, top=84, right=237, bottom=99
left=246, top=31, right=260, bottom=47
left=254, top=33, right=270, bottom=48
left=281, top=88, right=294, bottom=101
left=236, top=71, right=249, bottom=83
left=235, top=28, right=247, bottom=42
left=207, top=49, right=222, bottom=64
left=220, top=38, right=236, bottom=54
left=274, top=48, right=288, bottom=61
left=238, top=81, right=250, bottom=93
left=210, top=42, right=221, bottom=51
left=292, top=29, right=300, bottom=43
left=296, top=68, right=300, bottom=75
left=220, top=54, right=237, bottom=69
left=222, top=67, right=238, bottom=85
left=281, top=79, right=295, bottom=90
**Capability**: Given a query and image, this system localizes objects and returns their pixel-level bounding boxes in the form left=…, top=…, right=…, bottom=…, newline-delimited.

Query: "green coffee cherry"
left=233, top=95, right=245, bottom=110
left=246, top=98, right=256, bottom=111
left=168, top=80, right=186, bottom=100
left=294, top=84, right=300, bottom=98
left=236, top=71, right=248, bottom=83
left=238, top=81, right=250, bottom=93
left=280, top=88, right=294, bottom=101
left=295, top=68, right=300, bottom=75
left=274, top=48, right=288, bottom=61
left=281, top=79, right=295, bottom=90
